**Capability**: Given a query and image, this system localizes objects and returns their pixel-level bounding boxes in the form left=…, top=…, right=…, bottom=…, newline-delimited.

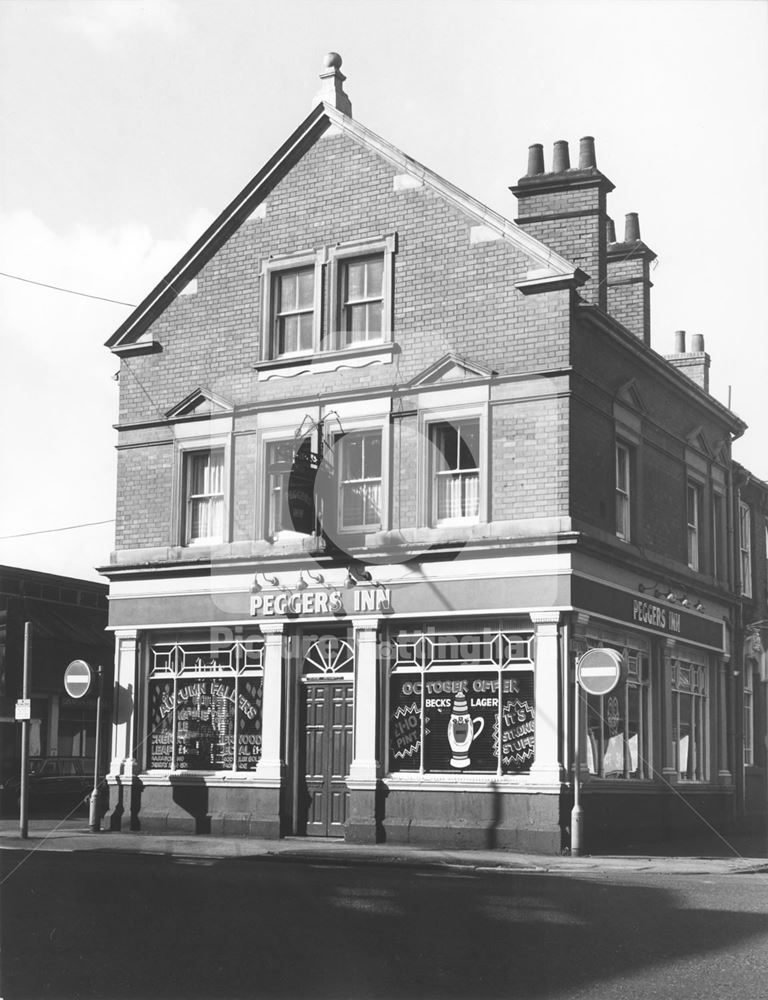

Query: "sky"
left=0, top=0, right=766, bottom=582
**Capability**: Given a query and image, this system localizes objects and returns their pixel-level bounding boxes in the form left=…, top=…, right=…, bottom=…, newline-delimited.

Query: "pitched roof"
left=106, top=102, right=582, bottom=354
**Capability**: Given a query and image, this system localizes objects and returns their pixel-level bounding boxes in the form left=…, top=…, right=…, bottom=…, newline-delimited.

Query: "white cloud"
left=57, top=0, right=184, bottom=50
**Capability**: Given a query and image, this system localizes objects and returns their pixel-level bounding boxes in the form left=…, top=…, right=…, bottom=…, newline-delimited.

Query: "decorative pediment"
left=165, top=387, right=234, bottom=419
left=686, top=425, right=713, bottom=458
left=616, top=378, right=647, bottom=414
left=407, top=354, right=496, bottom=388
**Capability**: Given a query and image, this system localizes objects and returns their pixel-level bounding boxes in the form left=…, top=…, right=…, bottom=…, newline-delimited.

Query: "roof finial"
left=313, top=52, right=352, bottom=117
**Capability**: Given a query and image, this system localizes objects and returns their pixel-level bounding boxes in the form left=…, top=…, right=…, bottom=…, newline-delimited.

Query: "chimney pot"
left=579, top=136, right=597, bottom=169
left=606, top=217, right=617, bottom=243
left=674, top=330, right=686, bottom=353
left=527, top=143, right=545, bottom=176
left=625, top=212, right=641, bottom=242
left=691, top=333, right=705, bottom=352
left=552, top=140, right=570, bottom=173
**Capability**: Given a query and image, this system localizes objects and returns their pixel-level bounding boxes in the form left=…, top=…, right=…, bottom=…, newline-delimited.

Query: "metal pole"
left=88, top=666, right=103, bottom=832
left=20, top=621, right=31, bottom=839
left=570, top=674, right=584, bottom=857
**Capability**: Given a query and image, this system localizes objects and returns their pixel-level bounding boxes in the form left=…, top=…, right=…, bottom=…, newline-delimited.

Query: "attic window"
left=327, top=234, right=395, bottom=352
left=261, top=249, right=324, bottom=360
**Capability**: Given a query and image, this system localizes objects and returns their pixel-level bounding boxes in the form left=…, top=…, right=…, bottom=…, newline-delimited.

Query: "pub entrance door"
left=297, top=636, right=354, bottom=837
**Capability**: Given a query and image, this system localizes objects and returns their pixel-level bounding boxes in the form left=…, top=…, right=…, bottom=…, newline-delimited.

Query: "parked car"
left=0, top=757, right=103, bottom=818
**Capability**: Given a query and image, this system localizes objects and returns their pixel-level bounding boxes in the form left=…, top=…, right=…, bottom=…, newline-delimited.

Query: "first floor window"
left=740, top=502, right=753, bottom=598
left=184, top=449, right=224, bottom=544
left=712, top=493, right=725, bottom=581
left=388, top=628, right=534, bottom=775
left=430, top=419, right=480, bottom=525
left=687, top=482, right=701, bottom=570
left=586, top=650, right=650, bottom=779
left=671, top=659, right=709, bottom=781
left=615, top=442, right=631, bottom=541
left=147, top=637, right=264, bottom=772
left=338, top=431, right=382, bottom=531
left=341, top=255, right=384, bottom=345
left=265, top=437, right=314, bottom=537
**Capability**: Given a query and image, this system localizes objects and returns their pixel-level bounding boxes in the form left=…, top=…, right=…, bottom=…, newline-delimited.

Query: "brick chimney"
left=665, top=330, right=711, bottom=392
left=606, top=212, right=657, bottom=346
left=511, top=136, right=614, bottom=310
left=313, top=52, right=352, bottom=117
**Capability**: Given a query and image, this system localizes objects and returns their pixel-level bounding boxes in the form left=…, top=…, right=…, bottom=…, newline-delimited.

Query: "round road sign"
left=64, top=659, right=93, bottom=699
left=577, top=648, right=623, bottom=696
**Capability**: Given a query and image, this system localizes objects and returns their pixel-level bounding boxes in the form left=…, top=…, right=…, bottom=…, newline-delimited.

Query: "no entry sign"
left=577, top=648, right=623, bottom=696
left=64, top=659, right=93, bottom=699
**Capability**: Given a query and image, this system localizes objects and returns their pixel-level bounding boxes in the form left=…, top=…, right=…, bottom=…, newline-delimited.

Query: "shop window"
left=744, top=664, right=755, bottom=767
left=686, top=481, right=702, bottom=570
left=147, top=637, right=264, bottom=772
left=671, top=659, right=709, bottom=781
left=388, top=628, right=535, bottom=776
left=183, top=448, right=225, bottom=545
left=429, top=418, right=481, bottom=526
left=739, top=502, right=753, bottom=598
left=338, top=430, right=382, bottom=532
left=615, top=442, right=632, bottom=541
left=586, top=651, right=650, bottom=779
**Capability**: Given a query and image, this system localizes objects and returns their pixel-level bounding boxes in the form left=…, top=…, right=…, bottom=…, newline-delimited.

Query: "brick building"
left=102, top=55, right=752, bottom=853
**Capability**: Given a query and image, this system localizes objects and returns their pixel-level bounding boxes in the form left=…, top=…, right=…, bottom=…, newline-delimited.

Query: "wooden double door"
left=299, top=679, right=354, bottom=837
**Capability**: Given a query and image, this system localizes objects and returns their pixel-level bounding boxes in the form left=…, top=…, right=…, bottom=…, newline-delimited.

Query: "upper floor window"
left=430, top=419, right=480, bottom=526
left=273, top=268, right=315, bottom=356
left=338, top=431, right=382, bottom=532
left=184, top=449, right=225, bottom=545
left=740, top=502, right=753, bottom=598
left=687, top=482, right=702, bottom=571
left=264, top=437, right=315, bottom=539
left=712, top=492, right=725, bottom=581
left=615, top=442, right=631, bottom=541
left=341, top=256, right=384, bottom=346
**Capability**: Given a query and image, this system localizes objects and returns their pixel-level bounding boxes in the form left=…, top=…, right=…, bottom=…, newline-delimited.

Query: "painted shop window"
left=388, top=629, right=535, bottom=775
left=264, top=436, right=316, bottom=539
left=686, top=481, right=702, bottom=571
left=615, top=442, right=631, bottom=541
left=184, top=449, right=225, bottom=545
left=147, top=637, right=264, bottom=772
left=671, top=659, right=709, bottom=781
left=338, top=430, right=382, bottom=532
left=739, top=502, right=753, bottom=598
left=429, top=419, right=480, bottom=525
left=586, top=651, right=650, bottom=779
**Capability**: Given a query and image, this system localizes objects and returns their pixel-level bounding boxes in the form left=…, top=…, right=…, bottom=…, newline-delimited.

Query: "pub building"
left=102, top=56, right=750, bottom=853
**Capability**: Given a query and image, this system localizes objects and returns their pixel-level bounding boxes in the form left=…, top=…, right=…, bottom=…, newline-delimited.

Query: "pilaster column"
left=717, top=658, right=732, bottom=782
left=109, top=630, right=139, bottom=778
left=661, top=639, right=678, bottom=784
left=254, top=623, right=285, bottom=784
left=529, top=612, right=562, bottom=784
left=348, top=620, right=379, bottom=785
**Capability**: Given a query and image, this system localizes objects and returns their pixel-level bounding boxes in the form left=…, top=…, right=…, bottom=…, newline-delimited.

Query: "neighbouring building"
left=102, top=55, right=756, bottom=853
left=0, top=565, right=113, bottom=781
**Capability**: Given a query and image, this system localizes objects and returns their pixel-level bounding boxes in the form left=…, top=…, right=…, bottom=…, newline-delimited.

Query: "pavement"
left=2, top=818, right=767, bottom=875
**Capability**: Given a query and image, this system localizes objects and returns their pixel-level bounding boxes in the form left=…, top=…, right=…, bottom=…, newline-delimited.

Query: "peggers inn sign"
left=251, top=585, right=392, bottom=619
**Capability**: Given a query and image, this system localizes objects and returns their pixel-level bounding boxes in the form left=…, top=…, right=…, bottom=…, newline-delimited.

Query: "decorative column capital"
left=259, top=622, right=285, bottom=637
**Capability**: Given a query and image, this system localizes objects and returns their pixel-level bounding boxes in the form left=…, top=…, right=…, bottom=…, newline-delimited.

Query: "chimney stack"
left=511, top=135, right=614, bottom=309
left=606, top=210, right=657, bottom=346
left=313, top=52, right=352, bottom=117
left=665, top=330, right=711, bottom=393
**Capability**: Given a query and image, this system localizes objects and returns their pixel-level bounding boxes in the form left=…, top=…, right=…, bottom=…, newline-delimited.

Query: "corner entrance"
left=297, top=636, right=354, bottom=837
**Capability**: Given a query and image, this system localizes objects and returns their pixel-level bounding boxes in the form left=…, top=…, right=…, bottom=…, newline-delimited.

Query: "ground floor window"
left=671, top=658, right=709, bottom=781
left=388, top=627, right=534, bottom=775
left=147, top=636, right=264, bottom=772
left=586, top=650, right=650, bottom=779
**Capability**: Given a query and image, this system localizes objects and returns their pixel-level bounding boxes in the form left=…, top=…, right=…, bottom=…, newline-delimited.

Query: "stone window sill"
left=254, top=342, right=396, bottom=381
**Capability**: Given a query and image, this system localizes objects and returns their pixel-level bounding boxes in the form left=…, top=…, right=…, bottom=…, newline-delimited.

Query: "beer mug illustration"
left=447, top=689, right=484, bottom=769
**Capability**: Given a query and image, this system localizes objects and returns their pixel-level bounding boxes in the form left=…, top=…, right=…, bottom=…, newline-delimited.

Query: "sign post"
left=571, top=648, right=623, bottom=857
left=63, top=660, right=103, bottom=832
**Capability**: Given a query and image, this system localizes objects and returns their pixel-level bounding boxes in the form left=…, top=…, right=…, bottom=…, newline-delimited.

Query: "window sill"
left=254, top=342, right=396, bottom=381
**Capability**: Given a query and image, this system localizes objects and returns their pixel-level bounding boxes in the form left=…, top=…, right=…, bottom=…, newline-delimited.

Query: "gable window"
left=184, top=449, right=225, bottom=544
left=273, top=268, right=314, bottom=356
left=338, top=431, right=382, bottom=532
left=340, top=256, right=384, bottom=345
left=615, top=442, right=631, bottom=541
left=739, top=502, right=753, bottom=598
left=430, top=419, right=480, bottom=525
left=686, top=482, right=702, bottom=570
